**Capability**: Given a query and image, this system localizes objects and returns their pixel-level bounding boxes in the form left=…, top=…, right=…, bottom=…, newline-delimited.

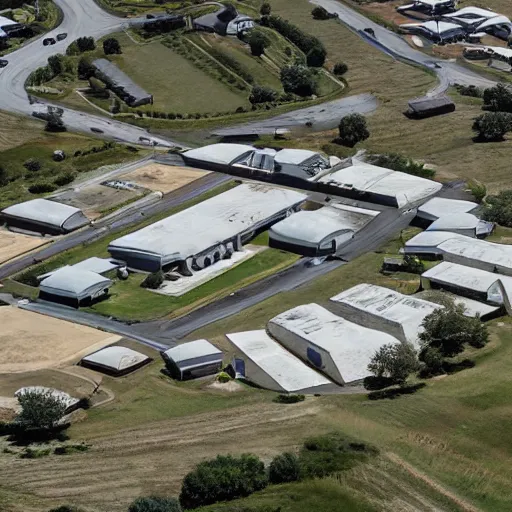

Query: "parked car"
left=43, top=37, right=56, bottom=46
left=90, top=127, right=104, bottom=134
left=363, top=28, right=376, bottom=38
left=56, top=33, right=67, bottom=41
left=0, top=59, right=8, bottom=68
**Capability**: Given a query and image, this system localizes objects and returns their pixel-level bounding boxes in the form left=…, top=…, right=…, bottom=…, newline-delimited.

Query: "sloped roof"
left=408, top=95, right=455, bottom=112
left=183, top=143, right=255, bottom=166
left=444, top=6, right=497, bottom=19
left=477, top=15, right=512, bottom=31
left=274, top=149, right=323, bottom=165
left=427, top=213, right=481, bottom=231
left=163, top=339, right=222, bottom=364
left=418, top=197, right=478, bottom=221
left=82, top=346, right=149, bottom=371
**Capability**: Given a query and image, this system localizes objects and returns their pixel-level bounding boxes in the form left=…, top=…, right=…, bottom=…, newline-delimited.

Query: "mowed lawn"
left=109, top=33, right=248, bottom=114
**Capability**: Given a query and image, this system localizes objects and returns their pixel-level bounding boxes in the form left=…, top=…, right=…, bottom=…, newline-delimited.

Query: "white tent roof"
left=0, top=16, right=19, bottom=28
left=318, top=162, right=442, bottom=208
left=2, top=198, right=86, bottom=230
left=268, top=303, right=401, bottom=384
left=426, top=213, right=487, bottom=232
left=82, top=346, right=149, bottom=371
left=444, top=6, right=497, bottom=19
left=477, top=15, right=511, bottom=31
left=183, top=143, right=254, bottom=166
left=418, top=197, right=478, bottom=221
left=330, top=283, right=440, bottom=346
left=109, top=184, right=306, bottom=266
left=163, top=339, right=222, bottom=364
left=39, top=266, right=112, bottom=300
left=274, top=149, right=322, bottom=165
left=15, top=386, right=79, bottom=410
left=227, top=330, right=331, bottom=392
left=478, top=46, right=512, bottom=59
left=415, top=0, right=454, bottom=6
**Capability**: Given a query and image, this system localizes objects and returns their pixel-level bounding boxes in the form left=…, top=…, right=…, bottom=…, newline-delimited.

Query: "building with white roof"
left=267, top=304, right=401, bottom=385
left=400, top=20, right=466, bottom=42
left=0, top=15, right=24, bottom=37
left=421, top=261, right=512, bottom=312
left=268, top=204, right=379, bottom=256
left=226, top=330, right=332, bottom=393
left=108, top=183, right=306, bottom=272
left=39, top=266, right=112, bottom=307
left=182, top=143, right=254, bottom=170
left=416, top=197, right=478, bottom=226
left=403, top=231, right=466, bottom=256
left=15, top=386, right=79, bottom=413
left=329, top=284, right=440, bottom=346
left=475, top=15, right=512, bottom=39
left=81, top=346, right=151, bottom=375
left=161, top=340, right=223, bottom=380
left=444, top=6, right=498, bottom=21
left=397, top=0, right=456, bottom=15
left=1, top=198, right=89, bottom=235
left=317, top=161, right=442, bottom=208
left=426, top=213, right=493, bottom=238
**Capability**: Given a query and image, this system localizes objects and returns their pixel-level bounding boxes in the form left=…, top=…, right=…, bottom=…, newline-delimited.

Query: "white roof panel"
left=72, top=257, right=120, bottom=274
left=418, top=197, right=478, bottom=221
left=404, top=230, right=466, bottom=249
left=40, top=266, right=111, bottom=300
left=477, top=15, right=511, bottom=31
left=183, top=143, right=254, bottom=166
left=109, top=183, right=307, bottom=265
left=444, top=6, right=497, bottom=19
left=163, top=339, right=222, bottom=364
left=274, top=149, right=320, bottom=165
left=268, top=304, right=400, bottom=384
left=227, top=330, right=331, bottom=392
left=82, top=346, right=149, bottom=371
left=0, top=16, right=19, bottom=28
left=427, top=213, right=480, bottom=231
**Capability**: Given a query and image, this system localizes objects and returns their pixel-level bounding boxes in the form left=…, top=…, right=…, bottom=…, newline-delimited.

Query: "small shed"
left=406, top=95, right=455, bottom=119
left=161, top=339, right=223, bottom=380
left=81, top=346, right=151, bottom=376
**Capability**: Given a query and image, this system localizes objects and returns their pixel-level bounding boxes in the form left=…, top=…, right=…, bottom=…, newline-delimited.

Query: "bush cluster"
left=103, top=37, right=122, bottom=55
left=141, top=271, right=165, bottom=289
left=367, top=152, right=435, bottom=179
left=483, top=83, right=512, bottom=112
left=249, top=85, right=278, bottom=104
left=273, top=394, right=305, bottom=404
left=73, top=141, right=116, bottom=158
left=23, top=158, right=41, bottom=172
left=456, top=84, right=482, bottom=98
left=280, top=65, right=317, bottom=96
left=333, top=62, right=348, bottom=76
left=337, top=113, right=369, bottom=147
left=28, top=182, right=58, bottom=194
left=368, top=383, right=426, bottom=400
left=482, top=189, right=512, bottom=226
left=66, top=36, right=96, bottom=56
left=473, top=111, right=512, bottom=141
left=54, top=172, right=76, bottom=187
left=311, top=6, right=337, bottom=20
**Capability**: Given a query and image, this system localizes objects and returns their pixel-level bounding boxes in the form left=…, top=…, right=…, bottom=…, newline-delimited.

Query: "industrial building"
left=317, top=161, right=442, bottom=208
left=81, top=346, right=151, bottom=376
left=161, top=340, right=223, bottom=380
left=108, top=183, right=306, bottom=272
left=396, top=0, right=456, bottom=15
left=400, top=20, right=466, bottom=42
left=37, top=257, right=120, bottom=282
left=421, top=261, right=512, bottom=312
left=426, top=212, right=493, bottom=238
left=1, top=198, right=89, bottom=235
left=39, top=266, right=112, bottom=307
left=15, top=387, right=80, bottom=414
left=93, top=58, right=153, bottom=107
left=416, top=197, right=478, bottom=227
left=329, top=284, right=440, bottom=346
left=403, top=231, right=466, bottom=256
left=267, top=304, right=401, bottom=385
left=406, top=95, right=456, bottom=119
left=268, top=204, right=379, bottom=256
left=193, top=4, right=254, bottom=35
left=226, top=330, right=332, bottom=393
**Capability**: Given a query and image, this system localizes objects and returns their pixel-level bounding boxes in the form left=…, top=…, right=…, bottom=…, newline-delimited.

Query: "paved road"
left=0, top=0, right=175, bottom=146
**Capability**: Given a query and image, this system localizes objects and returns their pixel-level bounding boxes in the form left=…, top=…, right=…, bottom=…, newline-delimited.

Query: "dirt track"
left=0, top=230, right=49, bottom=265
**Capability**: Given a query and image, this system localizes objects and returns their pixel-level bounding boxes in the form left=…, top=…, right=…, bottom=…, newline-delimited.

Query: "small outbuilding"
left=406, top=95, right=456, bottom=119
left=1, top=198, right=89, bottom=235
left=193, top=5, right=254, bottom=36
left=39, top=266, right=112, bottom=307
left=81, top=346, right=151, bottom=376
left=161, top=339, right=223, bottom=380
left=397, top=0, right=456, bottom=15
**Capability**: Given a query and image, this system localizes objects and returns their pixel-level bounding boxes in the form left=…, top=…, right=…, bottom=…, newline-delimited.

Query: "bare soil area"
left=121, top=164, right=210, bottom=194
left=0, top=230, right=50, bottom=265
left=0, top=307, right=121, bottom=373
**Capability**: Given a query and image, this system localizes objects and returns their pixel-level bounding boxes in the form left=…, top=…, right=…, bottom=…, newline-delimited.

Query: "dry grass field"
left=0, top=230, right=50, bottom=265
left=0, top=112, right=45, bottom=152
left=0, top=307, right=121, bottom=373
left=121, top=164, right=210, bottom=194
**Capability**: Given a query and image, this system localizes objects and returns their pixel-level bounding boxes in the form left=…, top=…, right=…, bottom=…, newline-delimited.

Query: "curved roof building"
left=1, top=198, right=89, bottom=235
left=81, top=346, right=151, bottom=375
left=426, top=213, right=493, bottom=238
left=417, top=197, right=478, bottom=224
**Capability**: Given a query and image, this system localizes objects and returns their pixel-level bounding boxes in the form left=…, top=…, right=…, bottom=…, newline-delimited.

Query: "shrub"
left=367, top=152, right=435, bottom=178
left=16, top=388, right=67, bottom=430
left=45, top=112, right=66, bottom=132
left=306, top=44, right=326, bottom=67
left=249, top=85, right=277, bottom=104
left=141, top=271, right=164, bottom=289
left=483, top=83, right=512, bottom=112
left=472, top=111, right=512, bottom=141
left=456, top=84, right=482, bottom=98
left=482, top=189, right=512, bottom=226
left=269, top=452, right=300, bottom=484
left=23, top=158, right=41, bottom=172
left=247, top=29, right=270, bottom=57
left=216, top=372, right=231, bottom=383
left=311, top=6, right=332, bottom=20
left=337, top=113, right=370, bottom=147
left=179, top=454, right=268, bottom=509
left=28, top=182, right=58, bottom=194
left=129, top=496, right=182, bottom=512
left=363, top=375, right=395, bottom=390
left=54, top=443, right=89, bottom=455
left=77, top=57, right=95, bottom=79
left=468, top=180, right=487, bottom=203
left=273, top=394, right=305, bottom=404
left=368, top=383, right=426, bottom=400
left=103, top=37, right=122, bottom=55
left=47, top=54, right=64, bottom=76
left=20, top=447, right=51, bottom=459
left=333, top=62, right=348, bottom=76
left=280, top=65, right=316, bottom=96
left=260, top=2, right=271, bottom=16
left=54, top=172, right=76, bottom=187
left=418, top=346, right=445, bottom=378
left=66, top=36, right=95, bottom=55
left=368, top=342, right=419, bottom=386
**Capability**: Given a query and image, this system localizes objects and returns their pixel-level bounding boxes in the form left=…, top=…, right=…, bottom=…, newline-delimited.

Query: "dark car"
left=56, top=33, right=67, bottom=41
left=363, top=28, right=376, bottom=38
left=90, top=127, right=104, bottom=134
left=43, top=37, right=56, bottom=46
left=0, top=59, right=8, bottom=68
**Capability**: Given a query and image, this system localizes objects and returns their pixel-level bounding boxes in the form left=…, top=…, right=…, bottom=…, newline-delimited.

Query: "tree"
left=0, top=165, right=8, bottom=186
left=66, top=36, right=95, bottom=56
left=77, top=57, right=95, bottom=80
left=247, top=30, right=269, bottom=57
left=128, top=496, right=182, bottom=512
left=472, top=112, right=512, bottom=141
left=483, top=83, right=512, bottom=112
left=280, top=65, right=316, bottom=96
left=249, top=85, right=277, bottom=104
left=337, top=113, right=370, bottom=147
left=103, top=37, right=122, bottom=55
left=306, top=44, right=326, bottom=67
left=311, top=6, right=331, bottom=19
left=268, top=452, right=300, bottom=484
left=419, top=305, right=488, bottom=357
left=367, top=343, right=419, bottom=386
left=481, top=189, right=512, bottom=226
left=179, top=454, right=268, bottom=509
left=260, top=2, right=271, bottom=16
left=45, top=111, right=66, bottom=132
left=419, top=346, right=445, bottom=377
left=16, top=389, right=67, bottom=430
left=333, top=62, right=348, bottom=76
left=47, top=54, right=64, bottom=76
left=141, top=271, right=164, bottom=289
left=23, top=158, right=41, bottom=172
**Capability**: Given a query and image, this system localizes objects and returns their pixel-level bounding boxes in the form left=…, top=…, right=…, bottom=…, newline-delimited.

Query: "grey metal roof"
left=72, top=257, right=120, bottom=274
left=163, top=339, right=222, bottom=364
left=82, top=346, right=149, bottom=371
left=408, top=95, right=454, bottom=112
left=418, top=197, right=478, bottom=221
left=39, top=267, right=112, bottom=300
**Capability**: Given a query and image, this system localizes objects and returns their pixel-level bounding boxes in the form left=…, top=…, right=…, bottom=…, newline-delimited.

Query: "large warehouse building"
left=317, top=161, right=442, bottom=208
left=108, top=183, right=306, bottom=272
left=226, top=330, right=332, bottom=393
left=268, top=204, right=379, bottom=256
left=1, top=198, right=89, bottom=235
left=267, top=304, right=401, bottom=385
left=328, top=284, right=441, bottom=346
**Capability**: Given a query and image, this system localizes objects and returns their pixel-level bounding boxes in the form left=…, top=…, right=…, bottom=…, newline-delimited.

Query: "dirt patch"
left=0, top=230, right=50, bottom=265
left=207, top=380, right=243, bottom=392
left=0, top=307, right=121, bottom=373
left=121, top=164, right=210, bottom=194
left=361, top=0, right=413, bottom=26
